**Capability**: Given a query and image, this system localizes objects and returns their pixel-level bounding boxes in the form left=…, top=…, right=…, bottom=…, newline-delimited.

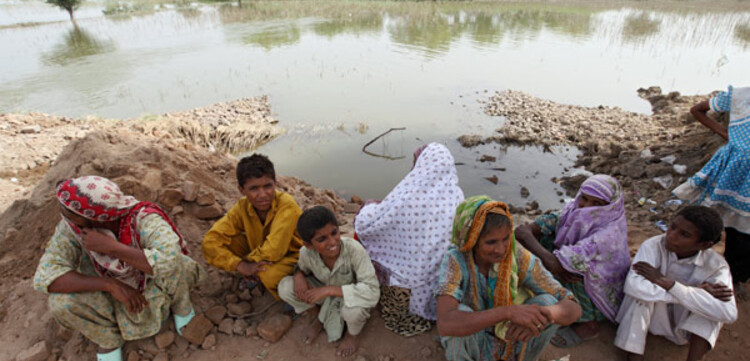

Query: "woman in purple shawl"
left=515, top=174, right=630, bottom=347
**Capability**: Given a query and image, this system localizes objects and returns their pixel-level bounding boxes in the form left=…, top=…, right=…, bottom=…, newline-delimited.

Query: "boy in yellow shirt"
left=202, top=154, right=303, bottom=298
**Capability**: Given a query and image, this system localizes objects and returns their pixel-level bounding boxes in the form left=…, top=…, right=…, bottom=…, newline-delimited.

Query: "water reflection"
left=243, top=24, right=301, bottom=50
left=736, top=23, right=750, bottom=46
left=622, top=12, right=660, bottom=41
left=42, top=26, right=115, bottom=66
left=312, top=12, right=383, bottom=37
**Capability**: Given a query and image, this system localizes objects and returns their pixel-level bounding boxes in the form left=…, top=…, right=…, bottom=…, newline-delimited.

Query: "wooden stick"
left=361, top=127, right=406, bottom=160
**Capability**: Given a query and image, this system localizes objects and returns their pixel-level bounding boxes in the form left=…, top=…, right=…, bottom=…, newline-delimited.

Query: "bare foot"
left=571, top=321, right=599, bottom=340
left=302, top=318, right=324, bottom=344
left=336, top=332, right=358, bottom=357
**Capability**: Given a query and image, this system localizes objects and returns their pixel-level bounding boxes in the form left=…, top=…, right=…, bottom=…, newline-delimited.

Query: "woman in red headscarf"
left=33, top=176, right=204, bottom=361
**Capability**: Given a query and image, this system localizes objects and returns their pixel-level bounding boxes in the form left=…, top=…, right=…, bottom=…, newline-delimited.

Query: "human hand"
left=633, top=262, right=675, bottom=290
left=698, top=282, right=733, bottom=302
left=506, top=304, right=552, bottom=337
left=302, top=286, right=332, bottom=304
left=543, top=256, right=583, bottom=284
left=505, top=323, right=537, bottom=342
left=293, top=273, right=310, bottom=301
left=237, top=261, right=272, bottom=278
left=80, top=228, right=119, bottom=254
left=107, top=279, right=148, bottom=314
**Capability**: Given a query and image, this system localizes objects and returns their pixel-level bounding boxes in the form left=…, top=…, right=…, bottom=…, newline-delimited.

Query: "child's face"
left=239, top=175, right=275, bottom=212
left=577, top=192, right=609, bottom=209
left=307, top=223, right=342, bottom=260
left=473, top=223, right=512, bottom=266
left=666, top=215, right=711, bottom=258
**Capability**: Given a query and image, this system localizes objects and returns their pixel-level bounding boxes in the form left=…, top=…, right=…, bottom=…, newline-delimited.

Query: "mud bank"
left=460, top=86, right=728, bottom=244
left=0, top=96, right=280, bottom=212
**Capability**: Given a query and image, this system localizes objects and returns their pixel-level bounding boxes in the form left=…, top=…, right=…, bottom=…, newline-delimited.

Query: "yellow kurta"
left=202, top=190, right=303, bottom=298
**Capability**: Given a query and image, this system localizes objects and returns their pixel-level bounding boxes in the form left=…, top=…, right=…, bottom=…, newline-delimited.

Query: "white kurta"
left=615, top=236, right=738, bottom=355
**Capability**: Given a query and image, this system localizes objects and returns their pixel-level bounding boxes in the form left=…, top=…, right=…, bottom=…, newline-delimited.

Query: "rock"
left=171, top=336, right=189, bottom=356
left=20, top=125, right=41, bottom=134
left=218, top=318, right=234, bottom=335
left=421, top=347, right=432, bottom=358
left=225, top=294, right=239, bottom=304
left=126, top=350, right=140, bottom=361
left=196, top=192, right=215, bottom=206
left=257, top=314, right=292, bottom=343
left=204, top=305, right=227, bottom=325
left=233, top=319, right=248, bottom=335
left=354, top=356, right=369, bottom=361
left=350, top=195, right=363, bottom=204
left=170, top=205, right=184, bottom=216
left=238, top=289, right=252, bottom=301
left=154, top=331, right=175, bottom=349
left=200, top=334, right=216, bottom=350
left=343, top=203, right=361, bottom=214
left=227, top=302, right=252, bottom=316
left=479, top=154, right=496, bottom=162
left=245, top=323, right=258, bottom=337
left=15, top=341, right=49, bottom=361
left=484, top=175, right=498, bottom=185
left=182, top=181, right=200, bottom=202
left=525, top=201, right=539, bottom=211
left=457, top=134, right=484, bottom=147
left=181, top=315, right=213, bottom=345
left=194, top=203, right=223, bottom=219
left=158, top=188, right=184, bottom=208
left=153, top=353, right=168, bottom=361
left=520, top=186, right=530, bottom=198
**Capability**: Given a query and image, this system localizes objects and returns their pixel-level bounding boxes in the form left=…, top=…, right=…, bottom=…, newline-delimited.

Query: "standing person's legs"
left=724, top=228, right=750, bottom=283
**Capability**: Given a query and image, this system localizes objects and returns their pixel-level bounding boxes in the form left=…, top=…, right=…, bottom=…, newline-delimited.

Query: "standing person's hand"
left=237, top=261, right=272, bottom=278
left=107, top=279, right=148, bottom=314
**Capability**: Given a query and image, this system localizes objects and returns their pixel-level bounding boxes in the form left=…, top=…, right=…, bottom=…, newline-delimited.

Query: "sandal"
left=550, top=326, right=597, bottom=348
left=174, top=307, right=195, bottom=336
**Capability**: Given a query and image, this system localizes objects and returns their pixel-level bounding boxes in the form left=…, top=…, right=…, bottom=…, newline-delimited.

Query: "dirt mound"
left=0, top=130, right=348, bottom=361
left=0, top=97, right=281, bottom=212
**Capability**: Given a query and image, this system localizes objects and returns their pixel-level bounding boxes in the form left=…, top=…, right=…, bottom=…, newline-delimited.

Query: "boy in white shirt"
left=615, top=206, right=738, bottom=361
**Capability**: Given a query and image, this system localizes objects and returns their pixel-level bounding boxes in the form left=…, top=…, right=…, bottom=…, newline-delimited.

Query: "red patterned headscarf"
left=56, top=176, right=188, bottom=292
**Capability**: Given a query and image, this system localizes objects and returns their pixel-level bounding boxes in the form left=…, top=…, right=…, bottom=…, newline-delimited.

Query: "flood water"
left=2, top=0, right=749, bottom=209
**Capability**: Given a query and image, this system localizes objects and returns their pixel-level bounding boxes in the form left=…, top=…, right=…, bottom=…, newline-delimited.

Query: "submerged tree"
left=46, top=0, right=81, bottom=26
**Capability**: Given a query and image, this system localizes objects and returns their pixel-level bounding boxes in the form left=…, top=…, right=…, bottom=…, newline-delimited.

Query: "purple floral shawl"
left=554, top=174, right=630, bottom=321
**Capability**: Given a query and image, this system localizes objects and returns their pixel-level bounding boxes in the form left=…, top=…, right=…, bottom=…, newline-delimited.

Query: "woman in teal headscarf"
left=435, top=196, right=581, bottom=361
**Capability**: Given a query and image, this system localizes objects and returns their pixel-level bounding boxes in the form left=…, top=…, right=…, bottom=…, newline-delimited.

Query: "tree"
left=46, top=0, right=81, bottom=26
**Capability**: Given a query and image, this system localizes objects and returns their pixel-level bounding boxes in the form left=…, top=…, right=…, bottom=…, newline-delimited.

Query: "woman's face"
left=578, top=192, right=609, bottom=209
left=473, top=223, right=512, bottom=266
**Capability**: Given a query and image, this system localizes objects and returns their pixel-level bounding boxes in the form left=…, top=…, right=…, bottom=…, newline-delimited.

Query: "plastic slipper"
left=96, top=347, right=122, bottom=361
left=174, top=307, right=195, bottom=336
left=550, top=326, right=591, bottom=348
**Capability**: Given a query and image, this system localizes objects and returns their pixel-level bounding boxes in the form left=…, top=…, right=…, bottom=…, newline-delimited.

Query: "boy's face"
left=307, top=223, right=342, bottom=260
left=666, top=215, right=712, bottom=258
left=239, top=175, right=275, bottom=213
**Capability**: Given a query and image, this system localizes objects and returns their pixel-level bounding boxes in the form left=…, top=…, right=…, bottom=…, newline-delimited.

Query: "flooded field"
left=2, top=0, right=749, bottom=208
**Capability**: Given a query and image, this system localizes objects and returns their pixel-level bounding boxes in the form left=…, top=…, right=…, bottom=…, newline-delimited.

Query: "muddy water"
left=1, top=1, right=749, bottom=209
